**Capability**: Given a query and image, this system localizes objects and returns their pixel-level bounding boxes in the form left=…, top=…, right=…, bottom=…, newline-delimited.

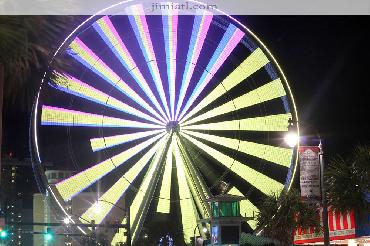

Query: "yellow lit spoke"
left=182, top=113, right=292, bottom=131
left=55, top=133, right=166, bottom=201
left=81, top=137, right=168, bottom=224
left=156, top=136, right=174, bottom=214
left=183, top=78, right=286, bottom=126
left=41, top=106, right=163, bottom=129
left=182, top=130, right=292, bottom=167
left=90, top=129, right=165, bottom=152
left=180, top=132, right=284, bottom=195
left=228, top=187, right=259, bottom=229
left=180, top=48, right=269, bottom=123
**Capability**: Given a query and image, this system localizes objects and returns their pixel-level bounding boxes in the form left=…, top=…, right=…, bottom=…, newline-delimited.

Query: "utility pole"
left=319, top=140, right=330, bottom=246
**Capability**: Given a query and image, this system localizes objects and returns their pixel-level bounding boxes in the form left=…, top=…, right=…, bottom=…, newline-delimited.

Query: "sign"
left=299, top=146, right=321, bottom=202
left=294, top=208, right=356, bottom=244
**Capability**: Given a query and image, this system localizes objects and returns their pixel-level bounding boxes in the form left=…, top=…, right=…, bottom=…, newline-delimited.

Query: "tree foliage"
left=255, top=189, right=320, bottom=245
left=325, top=144, right=370, bottom=216
left=0, top=16, right=80, bottom=108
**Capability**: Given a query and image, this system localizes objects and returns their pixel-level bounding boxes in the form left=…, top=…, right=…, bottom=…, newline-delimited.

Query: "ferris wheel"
left=31, top=1, right=299, bottom=245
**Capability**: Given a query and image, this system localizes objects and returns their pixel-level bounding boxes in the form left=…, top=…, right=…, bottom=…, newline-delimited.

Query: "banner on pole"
left=299, top=146, right=321, bottom=203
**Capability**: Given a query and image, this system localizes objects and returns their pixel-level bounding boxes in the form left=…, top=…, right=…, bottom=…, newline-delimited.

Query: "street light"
left=284, top=119, right=330, bottom=246
left=285, top=118, right=299, bottom=148
left=193, top=224, right=207, bottom=246
left=319, top=139, right=330, bottom=246
left=63, top=217, right=71, bottom=225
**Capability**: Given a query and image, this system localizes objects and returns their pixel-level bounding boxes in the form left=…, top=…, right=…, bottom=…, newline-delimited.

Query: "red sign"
left=294, top=208, right=356, bottom=244
left=299, top=146, right=321, bottom=202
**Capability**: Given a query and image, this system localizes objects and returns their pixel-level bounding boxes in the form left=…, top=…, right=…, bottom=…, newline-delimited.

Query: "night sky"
left=3, top=16, right=370, bottom=163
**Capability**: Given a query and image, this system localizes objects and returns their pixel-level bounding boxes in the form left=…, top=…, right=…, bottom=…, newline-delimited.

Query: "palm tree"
left=325, top=144, right=370, bottom=220
left=0, top=16, right=79, bottom=201
left=255, top=189, right=320, bottom=246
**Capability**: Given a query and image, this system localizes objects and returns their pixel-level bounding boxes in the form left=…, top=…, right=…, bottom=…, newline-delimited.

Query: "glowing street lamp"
left=285, top=132, right=299, bottom=148
left=63, top=217, right=71, bottom=225
left=284, top=118, right=299, bottom=147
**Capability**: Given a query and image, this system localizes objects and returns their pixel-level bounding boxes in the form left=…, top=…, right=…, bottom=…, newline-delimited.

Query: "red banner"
left=299, top=146, right=321, bottom=202
left=294, top=208, right=356, bottom=244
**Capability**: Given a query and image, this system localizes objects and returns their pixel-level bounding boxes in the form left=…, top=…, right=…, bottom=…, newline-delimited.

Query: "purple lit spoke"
left=162, top=5, right=179, bottom=121
left=175, top=12, right=213, bottom=120
left=68, top=37, right=167, bottom=124
left=126, top=4, right=171, bottom=121
left=93, top=16, right=169, bottom=123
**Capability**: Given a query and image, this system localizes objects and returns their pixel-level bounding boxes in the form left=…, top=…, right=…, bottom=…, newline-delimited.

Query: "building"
left=33, top=170, right=109, bottom=246
left=0, top=156, right=38, bottom=246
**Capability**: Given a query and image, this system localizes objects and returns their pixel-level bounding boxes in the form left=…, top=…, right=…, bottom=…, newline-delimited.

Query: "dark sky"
left=240, top=16, right=370, bottom=158
left=3, top=16, right=370, bottom=161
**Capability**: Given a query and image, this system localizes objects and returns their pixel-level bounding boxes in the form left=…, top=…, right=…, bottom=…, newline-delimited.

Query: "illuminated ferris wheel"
left=31, top=1, right=299, bottom=244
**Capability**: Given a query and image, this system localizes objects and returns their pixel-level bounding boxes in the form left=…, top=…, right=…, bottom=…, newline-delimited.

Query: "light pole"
left=193, top=224, right=207, bottom=246
left=319, top=140, right=330, bottom=246
left=284, top=119, right=330, bottom=245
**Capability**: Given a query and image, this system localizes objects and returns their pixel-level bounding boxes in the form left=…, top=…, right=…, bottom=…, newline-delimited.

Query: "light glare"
left=285, top=132, right=299, bottom=148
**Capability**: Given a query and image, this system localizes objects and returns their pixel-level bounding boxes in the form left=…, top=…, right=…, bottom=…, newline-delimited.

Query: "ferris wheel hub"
left=166, top=121, right=180, bottom=133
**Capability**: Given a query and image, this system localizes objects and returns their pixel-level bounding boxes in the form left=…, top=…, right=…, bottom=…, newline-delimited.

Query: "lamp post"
left=285, top=120, right=330, bottom=246
left=193, top=224, right=207, bottom=246
left=319, top=140, right=330, bottom=246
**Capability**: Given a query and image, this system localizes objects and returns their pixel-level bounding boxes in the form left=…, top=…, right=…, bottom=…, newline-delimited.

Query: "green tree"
left=325, top=144, right=370, bottom=218
left=255, top=189, right=320, bottom=246
left=0, top=16, right=78, bottom=184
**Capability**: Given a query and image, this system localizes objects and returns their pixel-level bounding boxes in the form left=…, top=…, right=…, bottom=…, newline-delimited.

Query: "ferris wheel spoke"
left=55, top=133, right=166, bottom=201
left=227, top=187, right=259, bottom=229
left=41, top=106, right=164, bottom=129
left=176, top=136, right=211, bottom=218
left=80, top=136, right=168, bottom=225
left=182, top=78, right=286, bottom=126
left=93, top=16, right=170, bottom=123
left=182, top=130, right=292, bottom=168
left=90, top=129, right=165, bottom=152
left=178, top=24, right=245, bottom=121
left=173, top=136, right=199, bottom=244
left=52, top=73, right=165, bottom=126
left=175, top=12, right=213, bottom=120
left=126, top=135, right=171, bottom=244
left=156, top=136, right=174, bottom=214
left=182, top=113, right=292, bottom=131
left=68, top=37, right=167, bottom=123
left=126, top=4, right=171, bottom=121
left=162, top=8, right=179, bottom=121
left=180, top=47, right=269, bottom=124
left=180, top=132, right=285, bottom=195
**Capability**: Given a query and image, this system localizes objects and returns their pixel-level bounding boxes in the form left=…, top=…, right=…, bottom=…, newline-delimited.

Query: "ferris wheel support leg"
left=176, top=136, right=212, bottom=218
left=130, top=135, right=171, bottom=244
